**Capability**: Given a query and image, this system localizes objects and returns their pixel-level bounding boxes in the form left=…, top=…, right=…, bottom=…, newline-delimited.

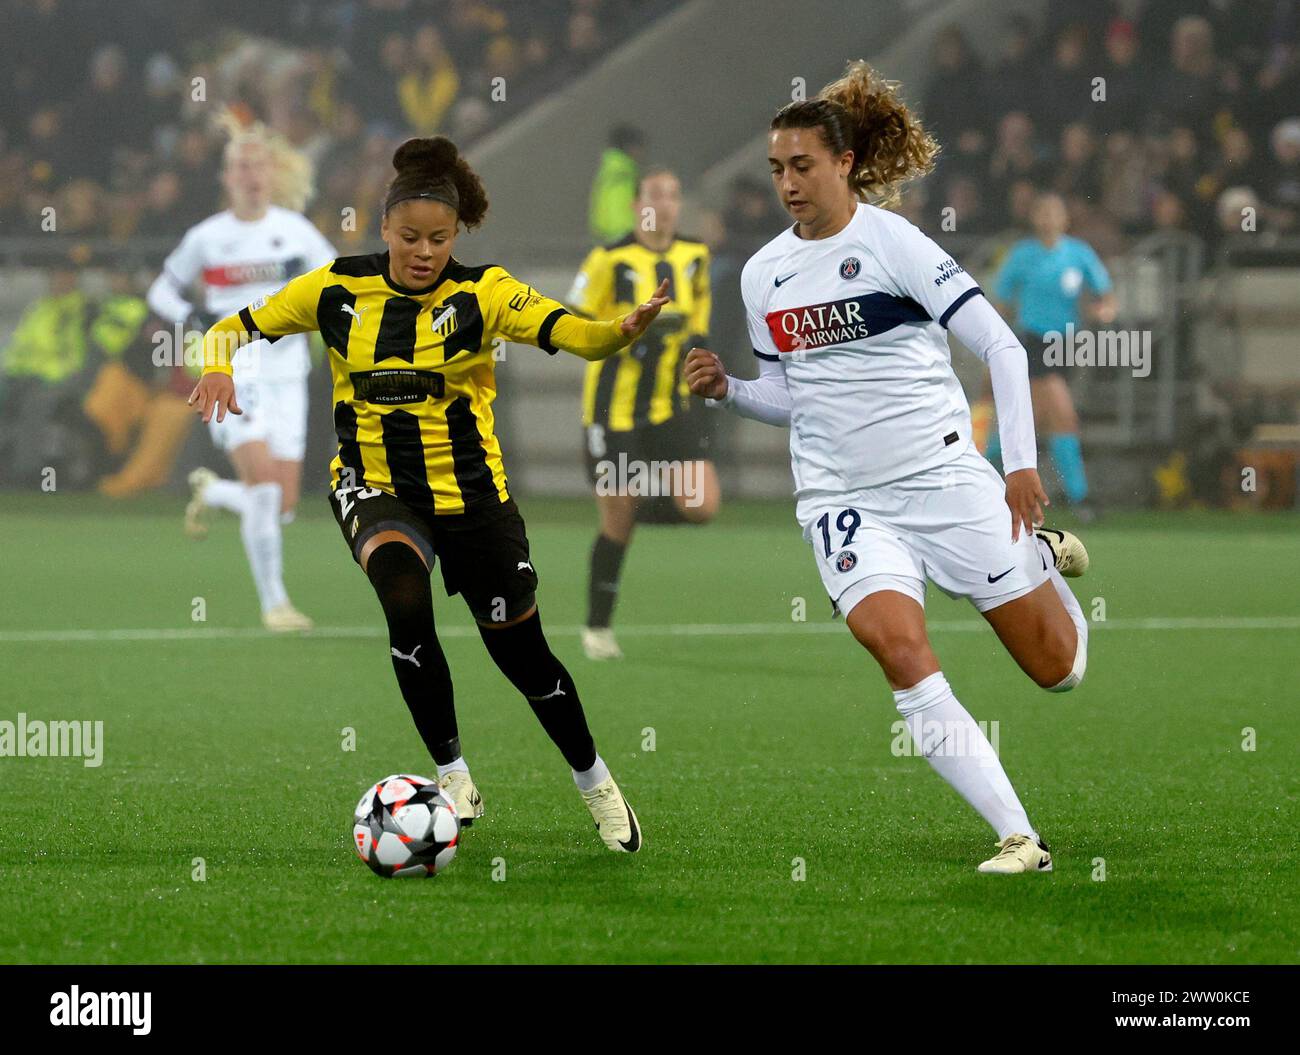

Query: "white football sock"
left=893, top=671, right=1037, bottom=841
left=572, top=754, right=611, bottom=792
left=1037, top=537, right=1089, bottom=691
left=436, top=757, right=470, bottom=780
left=204, top=477, right=249, bottom=515
left=241, top=481, right=288, bottom=613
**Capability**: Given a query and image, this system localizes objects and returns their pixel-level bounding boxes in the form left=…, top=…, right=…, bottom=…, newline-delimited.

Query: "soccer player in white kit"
left=686, top=62, right=1091, bottom=874
left=148, top=117, right=335, bottom=631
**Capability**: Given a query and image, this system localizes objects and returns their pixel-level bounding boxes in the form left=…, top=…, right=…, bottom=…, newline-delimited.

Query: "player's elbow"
left=984, top=336, right=1028, bottom=367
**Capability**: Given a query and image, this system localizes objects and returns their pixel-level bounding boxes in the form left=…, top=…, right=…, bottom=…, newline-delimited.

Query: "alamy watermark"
left=593, top=452, right=704, bottom=507
left=891, top=718, right=1000, bottom=767
left=1039, top=324, right=1150, bottom=378
left=151, top=324, right=264, bottom=375
left=0, top=713, right=103, bottom=767
left=50, top=987, right=150, bottom=1034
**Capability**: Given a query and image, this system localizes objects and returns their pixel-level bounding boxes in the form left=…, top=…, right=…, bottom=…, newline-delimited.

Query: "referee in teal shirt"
left=990, top=192, right=1116, bottom=516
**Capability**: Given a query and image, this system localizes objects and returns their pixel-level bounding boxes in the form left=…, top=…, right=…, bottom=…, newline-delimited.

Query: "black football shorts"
left=329, top=486, right=539, bottom=623
left=582, top=410, right=714, bottom=486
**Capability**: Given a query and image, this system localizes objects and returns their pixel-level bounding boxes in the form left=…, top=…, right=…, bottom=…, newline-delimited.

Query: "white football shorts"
left=209, top=374, right=309, bottom=462
left=797, top=444, right=1049, bottom=618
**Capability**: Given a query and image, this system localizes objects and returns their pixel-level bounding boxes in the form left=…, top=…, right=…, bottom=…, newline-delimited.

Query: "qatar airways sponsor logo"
left=201, top=259, right=293, bottom=287
left=765, top=296, right=871, bottom=353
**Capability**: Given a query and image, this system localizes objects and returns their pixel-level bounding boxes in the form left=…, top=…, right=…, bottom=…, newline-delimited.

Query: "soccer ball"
left=352, top=774, right=460, bottom=878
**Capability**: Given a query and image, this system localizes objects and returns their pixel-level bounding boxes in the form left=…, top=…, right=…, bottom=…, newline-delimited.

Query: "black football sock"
left=477, top=609, right=597, bottom=771
left=586, top=533, right=627, bottom=629
left=634, top=494, right=688, bottom=524
left=365, top=541, right=460, bottom=765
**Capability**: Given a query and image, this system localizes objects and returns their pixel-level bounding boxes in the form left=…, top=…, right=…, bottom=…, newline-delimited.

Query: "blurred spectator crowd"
left=0, top=0, right=677, bottom=250
left=2, top=0, right=1298, bottom=506
left=897, top=1, right=1300, bottom=257
left=4, top=0, right=1296, bottom=260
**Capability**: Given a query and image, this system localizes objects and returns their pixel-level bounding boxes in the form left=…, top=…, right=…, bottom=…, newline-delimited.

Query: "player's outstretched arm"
left=549, top=277, right=671, bottom=361
left=189, top=371, right=241, bottom=423
left=618, top=277, right=670, bottom=340
left=187, top=314, right=252, bottom=423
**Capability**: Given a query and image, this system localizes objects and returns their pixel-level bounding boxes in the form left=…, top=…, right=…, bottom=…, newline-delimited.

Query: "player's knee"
left=244, top=482, right=282, bottom=535
left=1043, top=663, right=1083, bottom=691
left=678, top=497, right=717, bottom=524
left=853, top=619, right=931, bottom=675
left=383, top=586, right=429, bottom=627
left=599, top=498, right=637, bottom=541
left=247, top=480, right=281, bottom=509
left=366, top=541, right=432, bottom=622
left=1041, top=627, right=1087, bottom=693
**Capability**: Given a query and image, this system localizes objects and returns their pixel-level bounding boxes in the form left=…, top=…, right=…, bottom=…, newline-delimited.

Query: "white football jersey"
left=159, top=205, right=336, bottom=382
left=741, top=201, right=983, bottom=496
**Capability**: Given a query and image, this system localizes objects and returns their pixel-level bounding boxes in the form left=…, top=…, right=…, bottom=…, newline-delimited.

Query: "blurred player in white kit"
left=148, top=114, right=335, bottom=631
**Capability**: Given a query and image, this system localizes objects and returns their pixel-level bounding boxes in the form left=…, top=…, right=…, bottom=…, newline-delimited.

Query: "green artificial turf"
left=1, top=493, right=1296, bottom=963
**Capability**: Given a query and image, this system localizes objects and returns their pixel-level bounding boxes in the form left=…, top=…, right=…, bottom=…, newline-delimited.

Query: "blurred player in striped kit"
left=148, top=113, right=336, bottom=630
left=568, top=167, right=720, bottom=660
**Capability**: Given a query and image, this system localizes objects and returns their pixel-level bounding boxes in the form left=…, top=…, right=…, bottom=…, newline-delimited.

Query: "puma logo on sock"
left=391, top=644, right=422, bottom=668
left=527, top=678, right=566, bottom=701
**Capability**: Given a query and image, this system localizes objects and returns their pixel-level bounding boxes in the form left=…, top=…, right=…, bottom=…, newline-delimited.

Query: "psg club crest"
left=839, top=257, right=861, bottom=280
left=836, top=550, right=858, bottom=573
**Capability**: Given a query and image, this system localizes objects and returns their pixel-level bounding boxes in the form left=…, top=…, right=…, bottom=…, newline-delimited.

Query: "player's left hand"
left=188, top=372, right=242, bottom=423
left=618, top=278, right=670, bottom=340
left=1005, top=468, right=1048, bottom=542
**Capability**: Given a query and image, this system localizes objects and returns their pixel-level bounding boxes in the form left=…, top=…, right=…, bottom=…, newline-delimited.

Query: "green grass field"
left=1, top=492, right=1296, bottom=964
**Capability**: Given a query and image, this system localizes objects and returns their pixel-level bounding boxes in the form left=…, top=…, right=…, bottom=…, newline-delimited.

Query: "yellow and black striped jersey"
left=204, top=250, right=629, bottom=514
left=568, top=234, right=709, bottom=432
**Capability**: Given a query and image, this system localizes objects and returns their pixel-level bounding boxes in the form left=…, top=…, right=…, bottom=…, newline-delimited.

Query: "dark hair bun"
left=383, top=135, right=489, bottom=230
left=392, top=137, right=459, bottom=176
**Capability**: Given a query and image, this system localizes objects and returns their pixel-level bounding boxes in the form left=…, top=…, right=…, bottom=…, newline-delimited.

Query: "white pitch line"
left=0, top=616, right=1297, bottom=644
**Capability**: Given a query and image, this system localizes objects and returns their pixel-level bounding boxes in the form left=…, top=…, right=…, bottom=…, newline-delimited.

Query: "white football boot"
left=580, top=775, right=641, bottom=853
left=581, top=627, right=624, bottom=660
left=978, top=833, right=1053, bottom=874
left=1035, top=527, right=1089, bottom=577
left=261, top=603, right=314, bottom=632
left=184, top=467, right=218, bottom=540
left=438, top=770, right=484, bottom=828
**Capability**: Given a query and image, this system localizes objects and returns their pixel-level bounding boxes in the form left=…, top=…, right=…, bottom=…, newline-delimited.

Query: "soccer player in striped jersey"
left=148, top=114, right=335, bottom=631
left=567, top=167, right=719, bottom=660
left=686, top=62, right=1092, bottom=875
left=189, top=137, right=668, bottom=852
